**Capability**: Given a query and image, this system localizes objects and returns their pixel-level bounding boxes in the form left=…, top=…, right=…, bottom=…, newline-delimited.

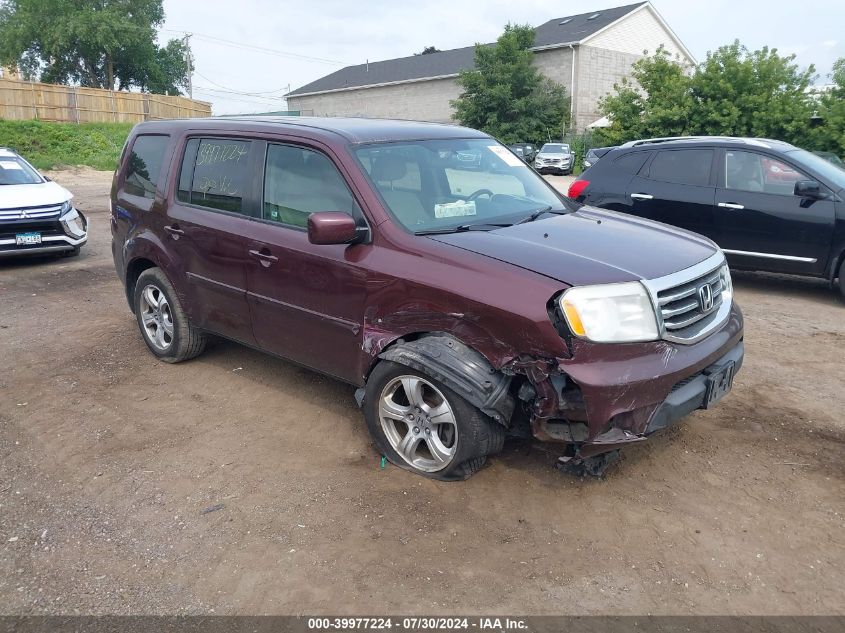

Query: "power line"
left=193, top=70, right=289, bottom=96
left=193, top=86, right=282, bottom=101
left=165, top=29, right=348, bottom=65
left=192, top=87, right=285, bottom=107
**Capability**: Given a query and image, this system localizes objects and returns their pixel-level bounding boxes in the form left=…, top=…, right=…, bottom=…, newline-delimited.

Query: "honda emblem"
left=698, top=283, right=714, bottom=312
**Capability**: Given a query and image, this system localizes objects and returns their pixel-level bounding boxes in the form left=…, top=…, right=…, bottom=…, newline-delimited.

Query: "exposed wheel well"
left=374, top=332, right=515, bottom=426
left=125, top=258, right=157, bottom=312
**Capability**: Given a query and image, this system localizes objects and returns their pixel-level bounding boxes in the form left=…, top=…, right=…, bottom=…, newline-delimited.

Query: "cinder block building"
left=286, top=2, right=694, bottom=131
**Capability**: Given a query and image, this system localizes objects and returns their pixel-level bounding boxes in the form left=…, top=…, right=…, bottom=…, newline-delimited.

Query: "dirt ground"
left=1, top=167, right=843, bottom=615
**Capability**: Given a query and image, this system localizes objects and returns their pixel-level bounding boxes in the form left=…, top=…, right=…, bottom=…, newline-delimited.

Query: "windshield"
left=354, top=139, right=570, bottom=234
left=540, top=144, right=569, bottom=154
left=789, top=149, right=845, bottom=190
left=0, top=154, right=43, bottom=185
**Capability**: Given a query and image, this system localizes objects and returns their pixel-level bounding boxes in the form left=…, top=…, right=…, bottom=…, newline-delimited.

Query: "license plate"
left=704, top=361, right=736, bottom=408
left=15, top=232, right=42, bottom=245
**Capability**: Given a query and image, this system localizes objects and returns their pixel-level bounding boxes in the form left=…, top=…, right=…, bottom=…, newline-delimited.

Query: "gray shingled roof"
left=288, top=2, right=647, bottom=96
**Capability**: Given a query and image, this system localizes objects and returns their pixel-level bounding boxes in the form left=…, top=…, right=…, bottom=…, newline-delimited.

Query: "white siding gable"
left=585, top=6, right=693, bottom=64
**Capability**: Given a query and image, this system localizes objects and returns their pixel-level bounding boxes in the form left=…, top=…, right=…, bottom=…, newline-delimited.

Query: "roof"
left=134, top=116, right=490, bottom=144
left=288, top=2, right=648, bottom=97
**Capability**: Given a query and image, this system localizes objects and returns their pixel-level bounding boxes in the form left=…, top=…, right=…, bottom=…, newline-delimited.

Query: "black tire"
left=364, top=360, right=505, bottom=481
left=838, top=258, right=845, bottom=301
left=133, top=267, right=206, bottom=363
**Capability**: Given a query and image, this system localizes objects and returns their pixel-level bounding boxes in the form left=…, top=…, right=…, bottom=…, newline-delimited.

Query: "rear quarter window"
left=124, top=135, right=170, bottom=199
left=613, top=151, right=650, bottom=174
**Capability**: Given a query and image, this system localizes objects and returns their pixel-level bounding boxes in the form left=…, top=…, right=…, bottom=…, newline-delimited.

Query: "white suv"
left=0, top=148, right=87, bottom=258
left=533, top=143, right=574, bottom=175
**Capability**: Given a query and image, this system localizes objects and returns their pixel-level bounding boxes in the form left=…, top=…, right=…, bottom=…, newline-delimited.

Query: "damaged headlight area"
left=59, top=201, right=87, bottom=239
left=559, top=281, right=659, bottom=343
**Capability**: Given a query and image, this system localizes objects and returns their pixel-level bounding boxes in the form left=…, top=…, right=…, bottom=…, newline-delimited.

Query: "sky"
left=160, top=0, right=845, bottom=115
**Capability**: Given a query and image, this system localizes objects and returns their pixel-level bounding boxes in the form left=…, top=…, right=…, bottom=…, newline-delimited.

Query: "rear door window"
left=176, top=138, right=255, bottom=215
left=648, top=149, right=714, bottom=186
left=124, top=135, right=170, bottom=199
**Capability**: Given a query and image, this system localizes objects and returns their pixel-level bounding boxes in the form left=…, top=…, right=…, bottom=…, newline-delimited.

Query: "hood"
left=0, top=181, right=72, bottom=210
left=429, top=206, right=719, bottom=287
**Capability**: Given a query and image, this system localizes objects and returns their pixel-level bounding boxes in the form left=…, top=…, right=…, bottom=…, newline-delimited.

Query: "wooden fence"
left=0, top=78, right=211, bottom=123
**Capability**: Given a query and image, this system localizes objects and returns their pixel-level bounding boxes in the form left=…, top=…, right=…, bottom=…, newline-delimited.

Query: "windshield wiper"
left=415, top=222, right=514, bottom=236
left=516, top=206, right=567, bottom=225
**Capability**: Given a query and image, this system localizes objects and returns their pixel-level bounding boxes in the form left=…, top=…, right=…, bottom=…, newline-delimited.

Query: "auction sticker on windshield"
left=434, top=200, right=477, bottom=218
left=488, top=145, right=525, bottom=167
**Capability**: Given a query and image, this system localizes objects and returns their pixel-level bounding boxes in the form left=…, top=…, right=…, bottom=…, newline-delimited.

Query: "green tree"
left=596, top=46, right=693, bottom=146
left=596, top=41, right=817, bottom=148
left=451, top=24, right=569, bottom=144
left=0, top=0, right=189, bottom=94
left=816, top=57, right=845, bottom=156
left=689, top=42, right=815, bottom=144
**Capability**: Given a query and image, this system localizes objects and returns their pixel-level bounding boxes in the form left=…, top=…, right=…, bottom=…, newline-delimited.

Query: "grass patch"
left=0, top=120, right=133, bottom=171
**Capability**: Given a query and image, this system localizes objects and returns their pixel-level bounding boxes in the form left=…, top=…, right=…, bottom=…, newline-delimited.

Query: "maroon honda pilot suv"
left=111, top=117, right=744, bottom=480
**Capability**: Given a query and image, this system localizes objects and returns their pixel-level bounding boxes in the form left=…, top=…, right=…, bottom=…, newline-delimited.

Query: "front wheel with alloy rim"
left=364, top=360, right=505, bottom=481
left=133, top=267, right=206, bottom=363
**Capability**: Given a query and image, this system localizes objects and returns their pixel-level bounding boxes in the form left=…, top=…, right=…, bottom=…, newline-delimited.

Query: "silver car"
left=533, top=143, right=574, bottom=175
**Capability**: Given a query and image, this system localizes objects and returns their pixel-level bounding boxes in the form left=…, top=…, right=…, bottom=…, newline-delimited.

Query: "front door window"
left=725, top=151, right=806, bottom=195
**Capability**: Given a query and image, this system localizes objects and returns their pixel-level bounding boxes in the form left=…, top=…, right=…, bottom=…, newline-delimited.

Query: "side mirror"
left=794, top=180, right=823, bottom=199
left=307, top=212, right=362, bottom=245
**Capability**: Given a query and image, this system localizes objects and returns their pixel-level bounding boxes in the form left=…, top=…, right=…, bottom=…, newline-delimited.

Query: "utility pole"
left=183, top=33, right=194, bottom=99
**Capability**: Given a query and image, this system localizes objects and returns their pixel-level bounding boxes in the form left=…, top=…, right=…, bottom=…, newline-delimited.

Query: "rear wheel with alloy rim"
left=139, top=284, right=174, bottom=351
left=133, top=267, right=206, bottom=363
left=364, top=360, right=505, bottom=481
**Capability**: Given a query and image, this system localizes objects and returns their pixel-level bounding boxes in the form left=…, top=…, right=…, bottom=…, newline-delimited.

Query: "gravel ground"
left=0, top=168, right=843, bottom=615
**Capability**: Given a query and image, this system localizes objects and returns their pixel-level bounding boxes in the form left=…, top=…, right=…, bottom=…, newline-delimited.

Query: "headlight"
left=60, top=204, right=87, bottom=238
left=559, top=281, right=659, bottom=343
left=60, top=200, right=72, bottom=215
left=719, top=263, right=733, bottom=304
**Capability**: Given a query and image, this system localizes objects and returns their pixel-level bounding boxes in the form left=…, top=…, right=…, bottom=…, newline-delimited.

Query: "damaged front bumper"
left=529, top=302, right=744, bottom=459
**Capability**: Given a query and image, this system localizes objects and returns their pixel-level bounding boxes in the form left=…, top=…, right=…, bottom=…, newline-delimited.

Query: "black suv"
left=568, top=137, right=845, bottom=297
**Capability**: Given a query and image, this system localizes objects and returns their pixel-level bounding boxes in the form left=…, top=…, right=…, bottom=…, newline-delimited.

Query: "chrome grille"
left=642, top=252, right=732, bottom=345
left=0, top=203, right=63, bottom=222
left=658, top=269, right=724, bottom=332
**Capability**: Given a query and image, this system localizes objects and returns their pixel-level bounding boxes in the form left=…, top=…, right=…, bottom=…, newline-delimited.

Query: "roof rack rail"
left=620, top=136, right=717, bottom=147
left=619, top=136, right=794, bottom=149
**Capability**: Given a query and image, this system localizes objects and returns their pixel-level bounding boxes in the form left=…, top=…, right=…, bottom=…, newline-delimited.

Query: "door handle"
left=248, top=249, right=279, bottom=266
left=630, top=193, right=653, bottom=200
left=717, top=202, right=745, bottom=210
left=164, top=225, right=184, bottom=238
